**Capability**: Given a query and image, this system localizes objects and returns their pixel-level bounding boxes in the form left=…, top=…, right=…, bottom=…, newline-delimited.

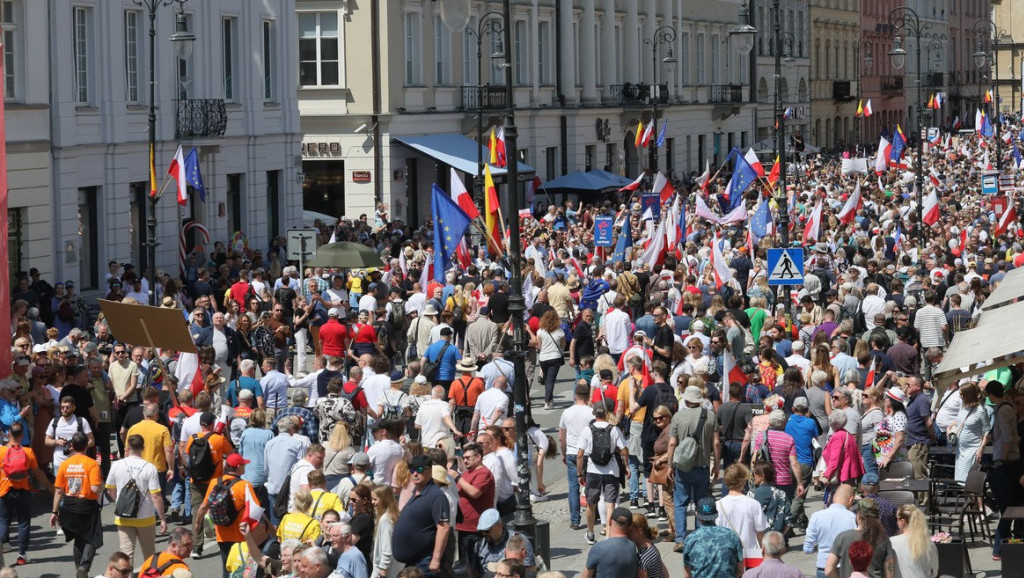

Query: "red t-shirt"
left=342, top=381, right=369, bottom=411
left=591, top=383, right=619, bottom=407
left=230, top=281, right=251, bottom=311
left=168, top=406, right=198, bottom=422
left=352, top=323, right=377, bottom=344
left=455, top=465, right=496, bottom=533
left=319, top=319, right=349, bottom=357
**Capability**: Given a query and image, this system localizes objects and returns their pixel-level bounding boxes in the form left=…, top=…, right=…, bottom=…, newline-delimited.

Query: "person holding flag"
left=432, top=184, right=474, bottom=282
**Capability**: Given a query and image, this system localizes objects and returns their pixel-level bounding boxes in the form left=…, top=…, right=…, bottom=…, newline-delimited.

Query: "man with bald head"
left=803, top=484, right=857, bottom=578
left=415, top=385, right=462, bottom=450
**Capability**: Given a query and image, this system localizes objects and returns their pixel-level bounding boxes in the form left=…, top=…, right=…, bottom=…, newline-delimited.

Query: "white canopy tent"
left=981, top=266, right=1024, bottom=310
left=934, top=298, right=1024, bottom=386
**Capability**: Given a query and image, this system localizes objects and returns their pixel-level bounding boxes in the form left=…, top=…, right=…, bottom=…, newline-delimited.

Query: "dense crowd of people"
left=1, top=125, right=1024, bottom=578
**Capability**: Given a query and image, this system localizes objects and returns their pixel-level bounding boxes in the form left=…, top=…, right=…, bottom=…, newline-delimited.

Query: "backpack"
left=588, top=422, right=614, bottom=467
left=653, top=383, right=679, bottom=416
left=374, top=321, right=392, bottom=356
left=421, top=341, right=452, bottom=381
left=114, top=465, right=144, bottom=519
left=380, top=391, right=407, bottom=422
left=273, top=470, right=294, bottom=520
left=187, top=433, right=217, bottom=483
left=140, top=557, right=180, bottom=578
left=1, top=445, right=28, bottom=482
left=673, top=409, right=708, bottom=472
left=390, top=301, right=406, bottom=331
left=207, top=476, right=243, bottom=526
left=753, top=432, right=773, bottom=464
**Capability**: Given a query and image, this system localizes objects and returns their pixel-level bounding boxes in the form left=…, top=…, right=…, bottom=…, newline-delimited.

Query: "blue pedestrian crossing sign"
left=767, top=248, right=804, bottom=286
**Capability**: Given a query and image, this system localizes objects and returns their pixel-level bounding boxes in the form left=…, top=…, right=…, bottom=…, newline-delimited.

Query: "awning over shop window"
left=393, top=133, right=534, bottom=180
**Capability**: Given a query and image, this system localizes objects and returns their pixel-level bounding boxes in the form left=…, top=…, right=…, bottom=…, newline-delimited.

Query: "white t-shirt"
left=716, top=494, right=769, bottom=559
left=178, top=412, right=203, bottom=443
left=358, top=293, right=377, bottom=313
left=46, top=415, right=93, bottom=471
left=483, top=451, right=514, bottom=501
left=475, top=389, right=509, bottom=430
left=367, top=439, right=404, bottom=486
left=362, top=373, right=391, bottom=414
left=105, top=455, right=161, bottom=523
left=288, top=458, right=316, bottom=510
left=576, top=421, right=626, bottom=476
left=415, top=398, right=452, bottom=447
left=934, top=389, right=964, bottom=431
left=603, top=309, right=632, bottom=354
left=558, top=404, right=595, bottom=456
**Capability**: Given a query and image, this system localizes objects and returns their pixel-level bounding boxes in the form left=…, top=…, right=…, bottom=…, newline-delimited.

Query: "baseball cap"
left=610, top=507, right=633, bottom=527
left=476, top=508, right=501, bottom=531
left=414, top=375, right=429, bottom=385
left=861, top=472, right=880, bottom=486
left=199, top=412, right=216, bottom=427
left=599, top=369, right=613, bottom=381
left=692, top=320, right=706, bottom=332
left=856, top=498, right=880, bottom=517
left=792, top=396, right=809, bottom=410
left=410, top=455, right=433, bottom=472
left=695, top=497, right=718, bottom=521
left=225, top=454, right=250, bottom=468
left=348, top=452, right=370, bottom=467
left=328, top=307, right=340, bottom=317
left=238, top=388, right=254, bottom=400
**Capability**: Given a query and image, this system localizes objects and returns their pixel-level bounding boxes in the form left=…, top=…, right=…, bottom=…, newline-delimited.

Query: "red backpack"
left=2, top=445, right=28, bottom=482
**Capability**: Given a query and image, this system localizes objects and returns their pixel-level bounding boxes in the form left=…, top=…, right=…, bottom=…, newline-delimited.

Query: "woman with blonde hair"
left=394, top=441, right=424, bottom=508
left=891, top=504, right=938, bottom=578
left=322, top=422, right=355, bottom=490
left=277, top=489, right=322, bottom=544
left=859, top=387, right=885, bottom=478
left=371, top=484, right=404, bottom=578
left=589, top=353, right=619, bottom=391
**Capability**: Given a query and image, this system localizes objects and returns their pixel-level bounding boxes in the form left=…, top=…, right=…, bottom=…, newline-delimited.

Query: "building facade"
left=6, top=0, right=302, bottom=293
left=298, top=0, right=761, bottom=224
left=990, top=0, right=1022, bottom=120
left=808, top=0, right=861, bottom=151
left=751, top=0, right=812, bottom=150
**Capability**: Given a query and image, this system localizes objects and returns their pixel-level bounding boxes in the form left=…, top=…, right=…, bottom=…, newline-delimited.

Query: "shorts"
left=585, top=473, right=620, bottom=507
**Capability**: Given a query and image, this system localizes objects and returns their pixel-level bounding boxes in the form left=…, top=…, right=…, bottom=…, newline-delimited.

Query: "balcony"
left=176, top=99, right=228, bottom=139
left=610, top=83, right=670, bottom=106
left=927, top=72, right=944, bottom=87
left=460, top=86, right=508, bottom=111
left=880, top=76, right=904, bottom=94
left=832, top=81, right=853, bottom=101
left=710, top=84, right=744, bottom=103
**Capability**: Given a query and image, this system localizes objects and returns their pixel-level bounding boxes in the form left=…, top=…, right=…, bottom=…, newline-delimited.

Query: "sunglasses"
left=654, top=415, right=669, bottom=421
left=412, top=466, right=428, bottom=474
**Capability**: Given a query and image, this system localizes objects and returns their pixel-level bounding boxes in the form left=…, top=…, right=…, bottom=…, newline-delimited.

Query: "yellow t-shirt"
left=308, top=488, right=343, bottom=520
left=126, top=419, right=173, bottom=472
left=226, top=541, right=250, bottom=573
left=277, top=512, right=321, bottom=543
left=617, top=375, right=648, bottom=423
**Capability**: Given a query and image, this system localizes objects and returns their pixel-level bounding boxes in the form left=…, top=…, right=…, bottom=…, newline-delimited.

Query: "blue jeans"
left=627, top=455, right=646, bottom=501
left=268, top=493, right=281, bottom=526
left=170, top=469, right=192, bottom=517
left=0, top=489, right=31, bottom=555
left=414, top=554, right=441, bottom=578
left=861, top=443, right=878, bottom=479
left=566, top=459, right=581, bottom=526
left=721, top=440, right=742, bottom=496
left=674, top=465, right=710, bottom=543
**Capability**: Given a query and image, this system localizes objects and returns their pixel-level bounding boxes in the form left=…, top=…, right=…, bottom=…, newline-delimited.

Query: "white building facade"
left=299, top=0, right=760, bottom=224
left=7, top=0, right=302, bottom=294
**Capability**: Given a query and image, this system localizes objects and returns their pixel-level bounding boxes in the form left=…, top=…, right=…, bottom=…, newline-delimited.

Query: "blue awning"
left=541, top=169, right=635, bottom=193
left=393, top=133, right=534, bottom=178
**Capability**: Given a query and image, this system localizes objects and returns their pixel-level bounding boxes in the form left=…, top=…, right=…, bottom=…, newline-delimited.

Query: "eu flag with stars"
left=184, top=147, right=207, bottom=201
left=750, top=199, right=773, bottom=240
left=890, top=126, right=906, bottom=164
left=727, top=148, right=759, bottom=210
left=981, top=114, right=994, bottom=138
left=432, top=184, right=472, bottom=283
left=609, top=215, right=632, bottom=263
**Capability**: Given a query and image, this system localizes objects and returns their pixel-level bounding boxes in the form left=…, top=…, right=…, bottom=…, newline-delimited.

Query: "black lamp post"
left=975, top=18, right=1005, bottom=172
left=463, top=13, right=505, bottom=200
left=643, top=26, right=677, bottom=173
left=133, top=0, right=193, bottom=305
left=854, top=38, right=874, bottom=154
left=888, top=6, right=929, bottom=247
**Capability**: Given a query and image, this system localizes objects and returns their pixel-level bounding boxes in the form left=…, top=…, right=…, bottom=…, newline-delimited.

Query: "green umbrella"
left=307, top=242, right=384, bottom=269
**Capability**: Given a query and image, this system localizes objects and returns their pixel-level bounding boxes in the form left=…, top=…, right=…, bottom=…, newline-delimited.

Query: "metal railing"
left=880, top=76, right=904, bottom=93
left=710, top=84, right=744, bottom=103
left=175, top=99, right=228, bottom=139
left=460, top=85, right=508, bottom=110
left=610, top=83, right=670, bottom=106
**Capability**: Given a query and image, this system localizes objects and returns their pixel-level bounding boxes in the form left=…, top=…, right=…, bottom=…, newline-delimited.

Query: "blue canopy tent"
left=539, top=170, right=636, bottom=207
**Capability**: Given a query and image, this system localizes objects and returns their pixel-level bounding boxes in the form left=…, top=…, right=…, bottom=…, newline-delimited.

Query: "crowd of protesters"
left=1, top=125, right=1024, bottom=578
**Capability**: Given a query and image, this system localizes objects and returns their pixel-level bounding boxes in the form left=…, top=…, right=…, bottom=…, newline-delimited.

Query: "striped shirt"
left=753, top=429, right=797, bottom=486
left=913, top=305, right=947, bottom=348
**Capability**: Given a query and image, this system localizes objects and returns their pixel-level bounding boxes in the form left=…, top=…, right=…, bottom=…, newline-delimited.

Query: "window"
left=434, top=15, right=449, bottom=85
left=711, top=35, right=720, bottom=84
left=263, top=20, right=276, bottom=100
left=404, top=12, right=422, bottom=85
left=538, top=21, right=550, bottom=84
left=681, top=32, right=689, bottom=85
left=696, top=33, right=705, bottom=85
left=299, top=11, right=340, bottom=86
left=223, top=18, right=238, bottom=101
left=177, top=12, right=193, bottom=99
left=73, top=6, right=91, bottom=104
left=462, top=17, right=477, bottom=85
left=78, top=187, right=99, bottom=290
left=615, top=25, right=622, bottom=84
left=515, top=21, right=527, bottom=85
left=1, top=1, right=16, bottom=100
left=227, top=173, right=243, bottom=234
left=124, top=11, right=140, bottom=103
left=266, top=171, right=281, bottom=240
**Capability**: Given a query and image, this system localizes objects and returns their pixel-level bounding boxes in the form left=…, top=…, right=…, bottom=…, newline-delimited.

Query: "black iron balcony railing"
left=710, top=84, right=744, bottom=103
left=880, top=76, right=904, bottom=93
left=176, top=99, right=228, bottom=139
left=610, top=83, right=670, bottom=106
left=460, top=86, right=508, bottom=110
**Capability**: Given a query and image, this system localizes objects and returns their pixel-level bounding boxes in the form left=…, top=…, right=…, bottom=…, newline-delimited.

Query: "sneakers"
left=192, top=543, right=204, bottom=558
left=673, top=542, right=685, bottom=553
left=629, top=499, right=639, bottom=509
left=76, top=566, right=88, bottom=578
left=530, top=492, right=549, bottom=503
left=646, top=502, right=657, bottom=518
left=570, top=523, right=585, bottom=531
left=14, top=555, right=28, bottom=565
left=658, top=506, right=668, bottom=521
left=55, top=526, right=64, bottom=537
left=585, top=531, right=596, bottom=545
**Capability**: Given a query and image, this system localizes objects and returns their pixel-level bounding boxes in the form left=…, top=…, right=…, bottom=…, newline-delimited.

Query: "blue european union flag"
left=656, top=122, right=667, bottom=148
left=750, top=199, right=773, bottom=240
left=432, top=184, right=472, bottom=282
left=183, top=147, right=206, bottom=202
left=981, top=114, right=994, bottom=138
left=1014, top=142, right=1023, bottom=169
left=609, top=216, right=632, bottom=263
left=890, top=126, right=906, bottom=163
left=728, top=150, right=759, bottom=210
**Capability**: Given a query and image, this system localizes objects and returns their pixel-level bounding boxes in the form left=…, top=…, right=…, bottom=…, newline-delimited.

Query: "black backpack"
left=206, top=476, right=243, bottom=526
left=390, top=301, right=406, bottom=330
left=421, top=341, right=452, bottom=381
left=653, top=383, right=679, bottom=415
left=589, top=422, right=614, bottom=467
left=141, top=558, right=180, bottom=578
left=113, top=465, right=144, bottom=519
left=187, top=433, right=217, bottom=483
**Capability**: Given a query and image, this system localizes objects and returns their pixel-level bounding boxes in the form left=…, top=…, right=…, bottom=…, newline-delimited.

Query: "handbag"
left=948, top=406, right=975, bottom=448
left=649, top=459, right=671, bottom=485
